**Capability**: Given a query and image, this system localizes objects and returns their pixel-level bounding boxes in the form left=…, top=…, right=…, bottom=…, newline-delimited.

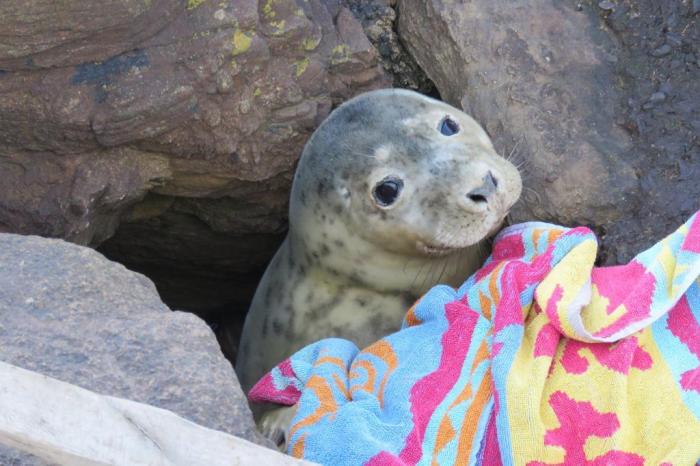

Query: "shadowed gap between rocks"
left=97, top=195, right=289, bottom=364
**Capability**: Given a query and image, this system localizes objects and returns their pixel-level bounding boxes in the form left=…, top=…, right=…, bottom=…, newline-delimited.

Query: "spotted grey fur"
left=235, top=89, right=522, bottom=399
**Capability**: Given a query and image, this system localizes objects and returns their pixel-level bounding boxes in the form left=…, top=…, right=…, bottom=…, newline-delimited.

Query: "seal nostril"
left=486, top=171, right=498, bottom=189
left=468, top=194, right=488, bottom=203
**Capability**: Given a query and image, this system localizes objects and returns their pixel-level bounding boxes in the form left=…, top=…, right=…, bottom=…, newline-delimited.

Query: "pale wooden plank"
left=0, top=361, right=315, bottom=466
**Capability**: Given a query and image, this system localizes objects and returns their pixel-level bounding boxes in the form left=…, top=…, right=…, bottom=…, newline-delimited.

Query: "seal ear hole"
left=372, top=176, right=404, bottom=208
left=439, top=117, right=460, bottom=136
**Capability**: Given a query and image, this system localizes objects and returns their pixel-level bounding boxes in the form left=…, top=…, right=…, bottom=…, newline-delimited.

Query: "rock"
left=0, top=233, right=269, bottom=465
left=594, top=0, right=700, bottom=261
left=666, top=32, right=683, bottom=47
left=0, top=1, right=180, bottom=70
left=0, top=0, right=389, bottom=318
left=651, top=43, right=672, bottom=57
left=398, top=0, right=700, bottom=264
left=649, top=91, right=667, bottom=103
left=643, top=91, right=667, bottom=110
left=341, top=0, right=437, bottom=93
left=399, top=0, right=640, bottom=242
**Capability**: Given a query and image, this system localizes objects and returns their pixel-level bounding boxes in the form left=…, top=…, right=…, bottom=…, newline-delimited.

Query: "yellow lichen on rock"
left=302, top=37, right=320, bottom=51
left=186, top=0, right=206, bottom=10
left=231, top=29, right=253, bottom=56
left=295, top=58, right=310, bottom=77
left=262, top=0, right=276, bottom=19
left=268, top=20, right=286, bottom=35
left=330, top=44, right=351, bottom=64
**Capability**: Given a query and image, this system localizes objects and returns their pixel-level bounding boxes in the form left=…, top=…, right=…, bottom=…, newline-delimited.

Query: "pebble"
left=693, top=0, right=700, bottom=15
left=666, top=14, right=679, bottom=29
left=598, top=0, right=615, bottom=10
left=650, top=44, right=672, bottom=57
left=642, top=92, right=666, bottom=110
left=649, top=92, right=667, bottom=103
left=666, top=32, right=683, bottom=47
left=659, top=81, right=673, bottom=95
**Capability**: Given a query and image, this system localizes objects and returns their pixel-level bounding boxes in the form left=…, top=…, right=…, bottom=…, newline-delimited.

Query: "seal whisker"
left=453, top=248, right=463, bottom=281
left=422, top=260, right=438, bottom=291
left=523, top=186, right=543, bottom=204
left=442, top=228, right=462, bottom=285
left=505, top=138, right=522, bottom=162
left=412, top=259, right=428, bottom=289
left=515, top=160, right=532, bottom=173
left=437, top=253, right=450, bottom=285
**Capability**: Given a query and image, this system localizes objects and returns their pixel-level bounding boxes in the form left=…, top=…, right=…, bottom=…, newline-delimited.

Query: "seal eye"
left=439, top=117, right=459, bottom=136
left=373, top=177, right=403, bottom=207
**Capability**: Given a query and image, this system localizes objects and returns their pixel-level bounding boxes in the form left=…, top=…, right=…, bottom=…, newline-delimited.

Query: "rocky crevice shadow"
left=341, top=0, right=438, bottom=94
left=398, top=0, right=699, bottom=264
left=0, top=0, right=390, bottom=345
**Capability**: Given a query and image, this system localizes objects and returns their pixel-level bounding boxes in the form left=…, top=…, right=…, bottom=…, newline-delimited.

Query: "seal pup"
left=235, top=89, right=522, bottom=440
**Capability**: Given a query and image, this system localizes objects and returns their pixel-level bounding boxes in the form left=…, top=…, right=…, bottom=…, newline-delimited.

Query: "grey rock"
left=659, top=81, right=673, bottom=94
left=651, top=43, right=672, bottom=57
left=0, top=233, right=268, bottom=465
left=649, top=91, right=667, bottom=103
left=399, top=0, right=640, bottom=235
left=666, top=32, right=683, bottom=47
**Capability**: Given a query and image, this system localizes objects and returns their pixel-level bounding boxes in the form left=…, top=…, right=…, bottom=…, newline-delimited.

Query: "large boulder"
left=0, top=0, right=389, bottom=315
left=0, top=233, right=267, bottom=465
left=398, top=0, right=700, bottom=262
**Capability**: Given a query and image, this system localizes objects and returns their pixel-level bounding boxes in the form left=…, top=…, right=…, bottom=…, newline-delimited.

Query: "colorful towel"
left=250, top=211, right=700, bottom=466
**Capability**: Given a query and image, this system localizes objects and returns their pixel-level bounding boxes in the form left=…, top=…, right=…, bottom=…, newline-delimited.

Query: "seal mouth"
left=488, top=215, right=509, bottom=236
left=416, top=214, right=511, bottom=257
left=416, top=241, right=462, bottom=257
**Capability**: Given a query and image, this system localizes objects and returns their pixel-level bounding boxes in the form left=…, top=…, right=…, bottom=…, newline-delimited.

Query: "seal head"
left=289, top=88, right=521, bottom=293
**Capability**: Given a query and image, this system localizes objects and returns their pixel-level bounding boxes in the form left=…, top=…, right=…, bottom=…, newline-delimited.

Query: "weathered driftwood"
left=0, top=361, right=315, bottom=466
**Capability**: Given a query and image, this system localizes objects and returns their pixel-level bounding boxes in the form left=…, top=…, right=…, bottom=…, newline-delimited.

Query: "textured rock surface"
left=399, top=0, right=699, bottom=263
left=592, top=0, right=700, bottom=262
left=341, top=0, right=437, bottom=93
left=0, top=233, right=267, bottom=465
left=0, top=0, right=389, bottom=316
